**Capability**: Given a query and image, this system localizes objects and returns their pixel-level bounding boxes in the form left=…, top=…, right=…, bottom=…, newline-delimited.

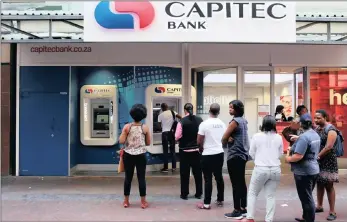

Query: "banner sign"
left=84, top=1, right=296, bottom=43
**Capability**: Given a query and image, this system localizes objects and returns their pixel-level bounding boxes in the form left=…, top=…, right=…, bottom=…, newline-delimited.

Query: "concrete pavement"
left=1, top=174, right=347, bottom=222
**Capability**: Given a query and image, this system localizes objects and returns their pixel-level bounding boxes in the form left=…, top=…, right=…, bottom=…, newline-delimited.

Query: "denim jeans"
left=294, top=174, right=318, bottom=222
left=246, top=166, right=281, bottom=222
left=162, top=131, right=176, bottom=169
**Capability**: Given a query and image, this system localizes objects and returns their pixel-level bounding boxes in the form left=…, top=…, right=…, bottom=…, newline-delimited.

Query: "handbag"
left=118, top=124, right=132, bottom=173
left=170, top=110, right=178, bottom=136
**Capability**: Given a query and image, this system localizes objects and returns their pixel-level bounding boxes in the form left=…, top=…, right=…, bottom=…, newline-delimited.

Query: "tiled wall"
left=1, top=64, right=11, bottom=175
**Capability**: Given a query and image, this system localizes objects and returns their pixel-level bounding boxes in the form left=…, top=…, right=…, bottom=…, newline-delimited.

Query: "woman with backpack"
left=314, top=110, right=339, bottom=221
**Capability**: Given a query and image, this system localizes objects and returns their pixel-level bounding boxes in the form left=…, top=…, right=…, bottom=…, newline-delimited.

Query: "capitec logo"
left=85, top=88, right=110, bottom=94
left=85, top=89, right=93, bottom=94
left=155, top=87, right=166, bottom=93
left=94, top=1, right=155, bottom=29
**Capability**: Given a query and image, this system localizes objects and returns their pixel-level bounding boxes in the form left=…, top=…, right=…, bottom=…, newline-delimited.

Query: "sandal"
left=141, top=201, right=149, bottom=209
left=123, top=200, right=130, bottom=208
left=197, top=203, right=211, bottom=210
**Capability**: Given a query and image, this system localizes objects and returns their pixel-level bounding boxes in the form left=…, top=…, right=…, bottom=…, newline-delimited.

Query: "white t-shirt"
left=158, top=110, right=177, bottom=132
left=198, top=117, right=226, bottom=156
left=249, top=132, right=284, bottom=167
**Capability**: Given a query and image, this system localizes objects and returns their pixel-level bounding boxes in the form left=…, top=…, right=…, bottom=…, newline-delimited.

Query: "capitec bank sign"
left=84, top=1, right=296, bottom=43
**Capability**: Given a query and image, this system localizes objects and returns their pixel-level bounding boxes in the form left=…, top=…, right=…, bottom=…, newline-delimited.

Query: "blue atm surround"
left=18, top=66, right=189, bottom=176
left=19, top=67, right=69, bottom=176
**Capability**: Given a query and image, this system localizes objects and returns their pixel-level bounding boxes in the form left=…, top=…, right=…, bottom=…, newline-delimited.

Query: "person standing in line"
left=285, top=113, right=321, bottom=222
left=222, top=100, right=250, bottom=219
left=196, top=103, right=226, bottom=210
left=119, top=104, right=151, bottom=209
left=314, top=110, right=339, bottom=221
left=158, top=103, right=181, bottom=173
left=246, top=115, right=284, bottom=222
left=175, top=103, right=203, bottom=200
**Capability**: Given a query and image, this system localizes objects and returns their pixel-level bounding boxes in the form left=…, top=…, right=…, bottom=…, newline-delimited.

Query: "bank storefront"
left=4, top=1, right=347, bottom=176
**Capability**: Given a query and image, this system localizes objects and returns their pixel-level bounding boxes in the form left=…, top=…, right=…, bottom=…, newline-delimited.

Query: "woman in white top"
left=246, top=115, right=284, bottom=222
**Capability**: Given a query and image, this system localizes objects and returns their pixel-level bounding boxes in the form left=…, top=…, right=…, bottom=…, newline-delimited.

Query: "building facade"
left=1, top=1, right=347, bottom=176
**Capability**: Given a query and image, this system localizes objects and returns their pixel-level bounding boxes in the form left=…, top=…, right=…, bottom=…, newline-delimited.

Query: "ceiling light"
left=246, top=71, right=254, bottom=74
left=280, top=72, right=288, bottom=74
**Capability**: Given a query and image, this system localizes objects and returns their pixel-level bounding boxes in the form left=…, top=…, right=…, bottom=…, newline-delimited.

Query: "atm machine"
left=145, top=84, right=197, bottom=154
left=80, top=85, right=118, bottom=146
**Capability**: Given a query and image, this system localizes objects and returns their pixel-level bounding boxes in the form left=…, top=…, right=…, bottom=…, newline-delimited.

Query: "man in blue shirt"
left=285, top=113, right=321, bottom=222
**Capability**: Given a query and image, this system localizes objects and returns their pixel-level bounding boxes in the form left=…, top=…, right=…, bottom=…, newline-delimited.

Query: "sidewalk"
left=2, top=174, right=347, bottom=221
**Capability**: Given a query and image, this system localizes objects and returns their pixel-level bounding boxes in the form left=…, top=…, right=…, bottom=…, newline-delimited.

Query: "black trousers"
left=162, top=131, right=176, bottom=169
left=123, top=152, right=147, bottom=197
left=227, top=156, right=247, bottom=210
left=201, top=152, right=225, bottom=204
left=294, top=174, right=318, bottom=222
left=179, top=150, right=203, bottom=197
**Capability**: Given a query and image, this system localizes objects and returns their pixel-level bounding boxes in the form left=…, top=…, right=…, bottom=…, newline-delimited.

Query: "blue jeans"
left=294, top=174, right=318, bottom=222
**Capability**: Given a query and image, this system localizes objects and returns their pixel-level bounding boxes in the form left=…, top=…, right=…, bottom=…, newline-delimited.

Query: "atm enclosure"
left=145, top=84, right=196, bottom=154
left=80, top=85, right=118, bottom=146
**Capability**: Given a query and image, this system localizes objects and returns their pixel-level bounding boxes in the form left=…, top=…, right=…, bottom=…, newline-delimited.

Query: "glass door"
left=294, top=67, right=308, bottom=114
left=242, top=67, right=274, bottom=139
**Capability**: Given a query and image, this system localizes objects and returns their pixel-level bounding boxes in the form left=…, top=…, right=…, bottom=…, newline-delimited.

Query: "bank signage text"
left=84, top=1, right=296, bottom=43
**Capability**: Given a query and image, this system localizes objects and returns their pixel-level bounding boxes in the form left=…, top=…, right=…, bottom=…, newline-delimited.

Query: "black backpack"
left=324, top=124, right=344, bottom=157
left=170, top=110, right=178, bottom=135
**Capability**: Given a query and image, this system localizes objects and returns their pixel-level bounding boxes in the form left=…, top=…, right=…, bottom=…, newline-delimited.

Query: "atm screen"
left=153, top=109, right=162, bottom=133
left=93, top=108, right=109, bottom=130
left=96, top=115, right=109, bottom=124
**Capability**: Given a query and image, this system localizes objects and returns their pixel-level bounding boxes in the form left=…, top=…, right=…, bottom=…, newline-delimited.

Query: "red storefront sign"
left=310, top=69, right=347, bottom=158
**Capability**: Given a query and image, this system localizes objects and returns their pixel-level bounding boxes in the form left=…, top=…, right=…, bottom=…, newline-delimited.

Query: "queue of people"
left=118, top=102, right=341, bottom=222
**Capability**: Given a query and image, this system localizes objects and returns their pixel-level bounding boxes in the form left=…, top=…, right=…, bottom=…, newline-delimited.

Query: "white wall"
left=18, top=43, right=182, bottom=66
left=18, top=43, right=347, bottom=67
left=190, top=44, right=347, bottom=67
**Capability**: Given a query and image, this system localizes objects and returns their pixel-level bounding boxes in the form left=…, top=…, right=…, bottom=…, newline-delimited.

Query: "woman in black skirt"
left=314, top=110, right=339, bottom=221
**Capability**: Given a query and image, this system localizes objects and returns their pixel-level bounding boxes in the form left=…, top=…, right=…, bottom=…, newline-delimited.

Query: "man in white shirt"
left=197, top=103, right=226, bottom=209
left=158, top=103, right=181, bottom=173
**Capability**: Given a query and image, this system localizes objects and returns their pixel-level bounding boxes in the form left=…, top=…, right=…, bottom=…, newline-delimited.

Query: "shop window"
left=274, top=68, right=300, bottom=119
left=310, top=68, right=347, bottom=158
left=296, top=72, right=304, bottom=108
left=200, top=68, right=237, bottom=125
left=244, top=71, right=270, bottom=139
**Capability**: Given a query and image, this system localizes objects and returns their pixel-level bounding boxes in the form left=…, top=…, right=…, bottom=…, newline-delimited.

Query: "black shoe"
left=214, top=200, right=224, bottom=207
left=195, top=194, right=202, bottom=199
left=224, top=210, right=243, bottom=220
left=180, top=195, right=188, bottom=200
left=295, top=218, right=306, bottom=222
left=315, top=207, right=324, bottom=213
left=241, top=209, right=247, bottom=217
left=160, top=168, right=168, bottom=173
